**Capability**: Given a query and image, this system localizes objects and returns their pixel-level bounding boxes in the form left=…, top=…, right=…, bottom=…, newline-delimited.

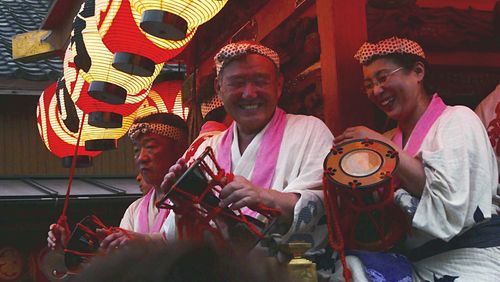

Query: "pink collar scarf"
left=217, top=108, right=287, bottom=189
left=138, top=189, right=169, bottom=233
left=392, top=94, right=447, bottom=155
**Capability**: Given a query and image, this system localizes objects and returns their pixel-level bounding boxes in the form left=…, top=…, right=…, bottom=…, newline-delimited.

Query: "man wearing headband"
left=48, top=113, right=188, bottom=251
left=161, top=41, right=333, bottom=251
left=331, top=37, right=500, bottom=281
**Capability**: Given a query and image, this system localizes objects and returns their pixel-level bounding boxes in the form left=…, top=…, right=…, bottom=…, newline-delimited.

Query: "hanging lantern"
left=96, top=0, right=196, bottom=77
left=134, top=70, right=186, bottom=119
left=62, top=51, right=136, bottom=151
left=71, top=0, right=162, bottom=111
left=64, top=43, right=151, bottom=129
left=37, top=81, right=102, bottom=168
left=130, top=0, right=228, bottom=40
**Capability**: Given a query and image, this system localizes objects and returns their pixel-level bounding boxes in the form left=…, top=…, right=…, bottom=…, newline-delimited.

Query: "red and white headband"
left=354, top=37, right=425, bottom=65
left=128, top=123, right=186, bottom=143
left=214, top=42, right=280, bottom=76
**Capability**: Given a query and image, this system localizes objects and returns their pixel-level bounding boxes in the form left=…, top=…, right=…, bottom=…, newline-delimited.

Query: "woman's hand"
left=335, top=126, right=389, bottom=145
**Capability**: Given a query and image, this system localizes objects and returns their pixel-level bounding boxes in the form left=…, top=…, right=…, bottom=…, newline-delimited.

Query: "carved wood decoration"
left=366, top=2, right=499, bottom=51
left=280, top=63, right=324, bottom=119
left=429, top=66, right=500, bottom=109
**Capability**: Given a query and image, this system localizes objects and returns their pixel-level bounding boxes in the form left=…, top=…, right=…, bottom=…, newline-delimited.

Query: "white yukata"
left=333, top=104, right=500, bottom=282
left=120, top=189, right=166, bottom=240
left=475, top=81, right=500, bottom=180
left=163, top=112, right=334, bottom=250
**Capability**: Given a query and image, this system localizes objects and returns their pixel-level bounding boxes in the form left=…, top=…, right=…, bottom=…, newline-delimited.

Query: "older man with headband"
left=161, top=41, right=333, bottom=251
left=48, top=113, right=188, bottom=251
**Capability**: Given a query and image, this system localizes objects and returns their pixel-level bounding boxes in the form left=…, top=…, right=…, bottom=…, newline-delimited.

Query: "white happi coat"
left=120, top=190, right=165, bottom=240
left=335, top=106, right=500, bottom=282
left=405, top=106, right=500, bottom=281
left=475, top=81, right=500, bottom=178
left=162, top=113, right=334, bottom=249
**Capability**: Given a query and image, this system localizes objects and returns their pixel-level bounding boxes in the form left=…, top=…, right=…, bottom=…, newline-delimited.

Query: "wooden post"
left=316, top=0, right=374, bottom=135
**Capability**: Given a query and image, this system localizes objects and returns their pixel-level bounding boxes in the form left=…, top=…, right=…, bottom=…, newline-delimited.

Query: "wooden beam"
left=12, top=30, right=62, bottom=62
left=427, top=52, right=500, bottom=68
left=316, top=0, right=374, bottom=135
left=417, top=0, right=497, bottom=11
left=11, top=0, right=84, bottom=61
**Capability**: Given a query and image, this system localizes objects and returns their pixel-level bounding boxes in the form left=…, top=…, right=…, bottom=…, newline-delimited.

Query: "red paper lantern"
left=71, top=0, right=162, bottom=109
left=96, top=0, right=196, bottom=76
left=63, top=44, right=150, bottom=129
left=134, top=72, right=187, bottom=119
left=37, top=81, right=102, bottom=167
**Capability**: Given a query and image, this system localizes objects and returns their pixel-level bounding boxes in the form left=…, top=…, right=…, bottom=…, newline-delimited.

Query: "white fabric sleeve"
left=119, top=198, right=141, bottom=230
left=280, top=117, right=333, bottom=248
left=413, top=107, right=498, bottom=241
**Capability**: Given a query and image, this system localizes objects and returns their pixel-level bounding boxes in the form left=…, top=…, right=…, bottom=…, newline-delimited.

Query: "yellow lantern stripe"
left=131, top=0, right=228, bottom=29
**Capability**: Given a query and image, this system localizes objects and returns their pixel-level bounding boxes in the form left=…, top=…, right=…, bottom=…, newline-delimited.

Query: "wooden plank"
left=316, top=0, right=374, bottom=135
left=427, top=52, right=500, bottom=67
left=12, top=30, right=62, bottom=62
left=417, top=0, right=497, bottom=11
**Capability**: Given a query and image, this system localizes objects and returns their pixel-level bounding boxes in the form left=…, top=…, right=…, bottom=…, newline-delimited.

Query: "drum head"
left=324, top=139, right=398, bottom=189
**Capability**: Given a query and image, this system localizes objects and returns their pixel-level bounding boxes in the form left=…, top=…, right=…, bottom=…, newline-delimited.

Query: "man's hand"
left=219, top=175, right=268, bottom=210
left=160, top=158, right=188, bottom=194
left=98, top=228, right=135, bottom=252
left=47, top=224, right=67, bottom=250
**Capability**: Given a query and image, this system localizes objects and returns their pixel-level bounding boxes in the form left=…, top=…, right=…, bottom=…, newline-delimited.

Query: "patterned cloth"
left=128, top=122, right=186, bottom=143
left=354, top=37, right=425, bottom=65
left=214, top=41, right=280, bottom=76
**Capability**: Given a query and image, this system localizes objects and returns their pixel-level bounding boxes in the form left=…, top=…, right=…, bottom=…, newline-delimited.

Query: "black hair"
left=134, top=113, right=188, bottom=134
left=202, top=106, right=227, bottom=124
left=365, top=53, right=435, bottom=95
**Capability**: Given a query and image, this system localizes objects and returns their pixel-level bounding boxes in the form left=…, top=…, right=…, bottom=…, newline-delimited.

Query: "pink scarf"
left=138, top=189, right=169, bottom=233
left=217, top=108, right=287, bottom=191
left=392, top=94, right=447, bottom=155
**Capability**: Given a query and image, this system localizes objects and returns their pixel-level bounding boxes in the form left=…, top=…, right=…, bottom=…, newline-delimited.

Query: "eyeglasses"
left=362, top=67, right=404, bottom=94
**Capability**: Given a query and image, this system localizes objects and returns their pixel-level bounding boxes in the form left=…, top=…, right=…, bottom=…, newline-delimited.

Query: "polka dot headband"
left=354, top=37, right=425, bottom=65
left=128, top=123, right=186, bottom=143
left=214, top=42, right=280, bottom=76
left=201, top=95, right=224, bottom=118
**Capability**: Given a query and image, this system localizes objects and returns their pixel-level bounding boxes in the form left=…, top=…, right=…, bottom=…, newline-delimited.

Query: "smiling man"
left=161, top=41, right=333, bottom=250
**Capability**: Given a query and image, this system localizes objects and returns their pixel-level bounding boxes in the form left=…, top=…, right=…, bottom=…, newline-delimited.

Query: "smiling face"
left=362, top=58, right=426, bottom=122
left=215, top=54, right=283, bottom=135
left=133, top=133, right=180, bottom=187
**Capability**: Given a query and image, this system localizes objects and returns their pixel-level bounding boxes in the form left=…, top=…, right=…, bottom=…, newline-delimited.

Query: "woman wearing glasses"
left=331, top=37, right=500, bottom=281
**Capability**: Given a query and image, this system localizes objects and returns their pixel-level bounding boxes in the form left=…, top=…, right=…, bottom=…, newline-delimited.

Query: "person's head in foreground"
left=75, top=240, right=290, bottom=282
left=214, top=41, right=284, bottom=135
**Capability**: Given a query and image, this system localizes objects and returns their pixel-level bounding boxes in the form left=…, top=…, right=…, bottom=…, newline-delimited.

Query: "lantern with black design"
left=322, top=139, right=410, bottom=252
left=37, top=81, right=102, bottom=168
left=64, top=45, right=136, bottom=151
left=70, top=0, right=163, bottom=135
left=156, top=147, right=280, bottom=252
left=95, top=0, right=196, bottom=77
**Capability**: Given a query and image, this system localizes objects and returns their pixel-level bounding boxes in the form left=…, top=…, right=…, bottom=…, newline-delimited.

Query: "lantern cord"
left=55, top=113, right=88, bottom=246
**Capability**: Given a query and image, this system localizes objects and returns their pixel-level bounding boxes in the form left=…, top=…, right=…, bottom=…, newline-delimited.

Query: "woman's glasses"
left=362, top=67, right=404, bottom=95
